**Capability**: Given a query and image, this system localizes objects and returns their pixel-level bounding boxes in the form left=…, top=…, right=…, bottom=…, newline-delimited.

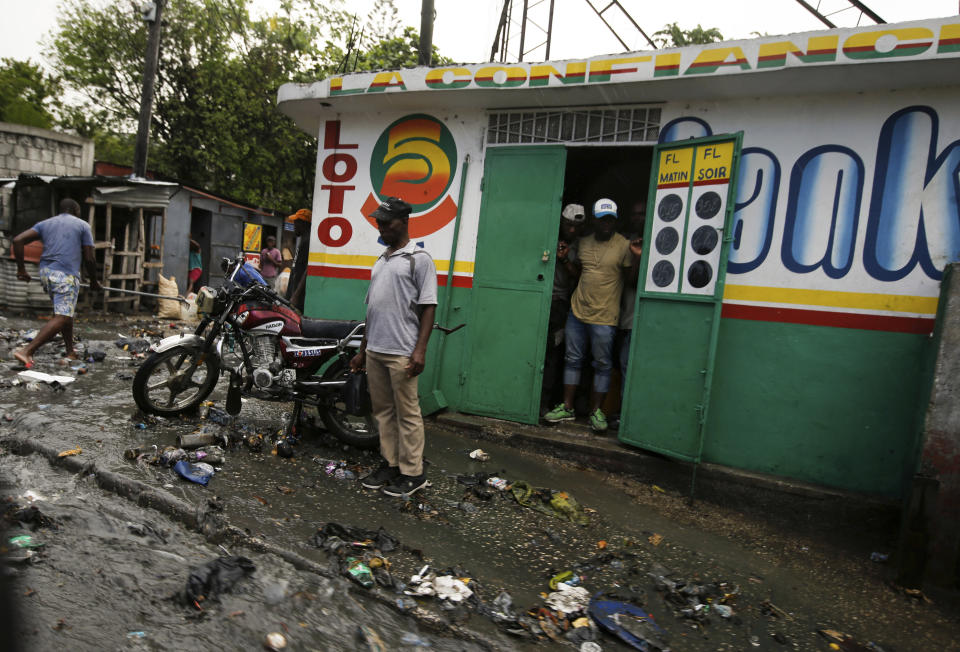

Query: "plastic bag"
left=342, top=371, right=371, bottom=416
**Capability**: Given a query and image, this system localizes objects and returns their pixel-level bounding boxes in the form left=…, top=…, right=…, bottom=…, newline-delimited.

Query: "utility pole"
left=133, top=0, right=164, bottom=178
left=418, top=0, right=435, bottom=66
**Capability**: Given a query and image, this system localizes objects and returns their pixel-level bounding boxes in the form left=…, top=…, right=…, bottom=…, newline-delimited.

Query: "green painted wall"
left=705, top=318, right=927, bottom=498
left=304, top=275, right=473, bottom=408
left=308, top=273, right=927, bottom=498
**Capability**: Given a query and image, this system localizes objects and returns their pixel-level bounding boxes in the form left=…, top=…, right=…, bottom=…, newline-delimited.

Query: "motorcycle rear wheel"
left=133, top=346, right=220, bottom=416
left=318, top=359, right=380, bottom=449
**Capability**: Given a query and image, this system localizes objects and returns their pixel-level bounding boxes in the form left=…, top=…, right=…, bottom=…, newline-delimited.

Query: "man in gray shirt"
left=12, top=198, right=100, bottom=368
left=351, top=197, right=437, bottom=497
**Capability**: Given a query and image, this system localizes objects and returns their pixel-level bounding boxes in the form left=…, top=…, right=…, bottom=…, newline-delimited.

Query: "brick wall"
left=0, top=121, right=94, bottom=178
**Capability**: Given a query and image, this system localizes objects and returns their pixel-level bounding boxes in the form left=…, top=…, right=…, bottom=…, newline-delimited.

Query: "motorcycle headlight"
left=196, top=287, right=217, bottom=314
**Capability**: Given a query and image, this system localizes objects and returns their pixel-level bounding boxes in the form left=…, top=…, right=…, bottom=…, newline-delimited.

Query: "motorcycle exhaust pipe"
left=293, top=379, right=347, bottom=391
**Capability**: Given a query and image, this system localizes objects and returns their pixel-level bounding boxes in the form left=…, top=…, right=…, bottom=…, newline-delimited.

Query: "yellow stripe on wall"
left=724, top=284, right=938, bottom=315
left=308, top=252, right=474, bottom=274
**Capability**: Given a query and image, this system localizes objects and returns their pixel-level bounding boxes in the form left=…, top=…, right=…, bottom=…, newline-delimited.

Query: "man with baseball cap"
left=544, top=198, right=641, bottom=432
left=541, top=203, right=585, bottom=412
left=352, top=196, right=438, bottom=497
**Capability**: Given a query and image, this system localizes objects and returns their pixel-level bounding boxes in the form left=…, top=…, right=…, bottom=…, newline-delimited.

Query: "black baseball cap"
left=369, top=196, right=412, bottom=222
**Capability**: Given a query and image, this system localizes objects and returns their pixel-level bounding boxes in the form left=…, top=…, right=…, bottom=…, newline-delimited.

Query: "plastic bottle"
left=177, top=432, right=218, bottom=449
left=124, top=444, right=156, bottom=460
left=346, top=557, right=375, bottom=588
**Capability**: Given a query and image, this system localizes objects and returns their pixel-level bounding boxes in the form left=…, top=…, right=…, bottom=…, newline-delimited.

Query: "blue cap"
left=593, top=198, right=618, bottom=219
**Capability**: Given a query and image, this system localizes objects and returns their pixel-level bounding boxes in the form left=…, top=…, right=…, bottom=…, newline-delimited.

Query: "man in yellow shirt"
left=544, top=198, right=641, bottom=432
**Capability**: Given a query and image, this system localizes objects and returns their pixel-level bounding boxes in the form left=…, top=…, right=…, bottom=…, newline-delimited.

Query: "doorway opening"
left=540, top=145, right=653, bottom=422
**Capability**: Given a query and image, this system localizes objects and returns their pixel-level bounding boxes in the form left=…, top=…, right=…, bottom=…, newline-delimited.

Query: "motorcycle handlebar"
left=433, top=322, right=466, bottom=335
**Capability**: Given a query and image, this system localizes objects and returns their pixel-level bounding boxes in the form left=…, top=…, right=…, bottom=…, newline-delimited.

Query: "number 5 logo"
left=363, top=114, right=460, bottom=238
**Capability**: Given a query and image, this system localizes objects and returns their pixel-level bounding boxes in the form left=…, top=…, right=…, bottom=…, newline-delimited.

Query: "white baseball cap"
left=562, top=203, right=585, bottom=223
left=593, top=198, right=618, bottom=219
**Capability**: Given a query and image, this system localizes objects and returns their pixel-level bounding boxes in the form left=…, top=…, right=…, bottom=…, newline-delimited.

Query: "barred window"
left=486, top=106, right=661, bottom=145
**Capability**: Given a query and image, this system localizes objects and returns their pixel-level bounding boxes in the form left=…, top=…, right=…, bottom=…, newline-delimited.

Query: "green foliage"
left=0, top=58, right=61, bottom=129
left=653, top=23, right=724, bottom=48
left=47, top=0, right=441, bottom=211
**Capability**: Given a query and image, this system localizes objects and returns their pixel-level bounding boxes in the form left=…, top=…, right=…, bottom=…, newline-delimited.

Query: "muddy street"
left=2, top=314, right=959, bottom=651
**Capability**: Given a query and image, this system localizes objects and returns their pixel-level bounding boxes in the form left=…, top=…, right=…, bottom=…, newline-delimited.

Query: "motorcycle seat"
left=300, top=318, right=361, bottom=340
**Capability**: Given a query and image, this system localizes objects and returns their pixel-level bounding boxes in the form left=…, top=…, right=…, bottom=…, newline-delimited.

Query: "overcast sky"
left=2, top=0, right=957, bottom=69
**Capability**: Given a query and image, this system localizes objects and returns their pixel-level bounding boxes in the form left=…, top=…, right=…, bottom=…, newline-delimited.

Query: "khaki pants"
left=366, top=350, right=425, bottom=476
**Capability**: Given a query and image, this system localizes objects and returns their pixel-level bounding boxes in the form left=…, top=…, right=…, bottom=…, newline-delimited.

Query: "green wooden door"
left=461, top=146, right=566, bottom=424
left=620, top=134, right=743, bottom=460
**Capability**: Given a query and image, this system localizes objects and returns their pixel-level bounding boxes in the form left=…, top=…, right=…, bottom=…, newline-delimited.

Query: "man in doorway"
left=285, top=209, right=312, bottom=311
left=541, top=203, right=584, bottom=413
left=544, top=198, right=641, bottom=432
left=351, top=197, right=438, bottom=497
left=259, top=235, right=283, bottom=291
left=12, top=198, right=101, bottom=368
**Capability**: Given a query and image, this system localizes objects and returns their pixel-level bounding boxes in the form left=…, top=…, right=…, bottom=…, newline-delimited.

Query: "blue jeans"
left=563, top=312, right=616, bottom=394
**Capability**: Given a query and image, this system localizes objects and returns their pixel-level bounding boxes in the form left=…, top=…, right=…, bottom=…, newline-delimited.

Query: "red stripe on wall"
left=657, top=181, right=691, bottom=189
left=721, top=303, right=935, bottom=334
left=308, top=266, right=474, bottom=288
left=438, top=274, right=473, bottom=288
left=308, top=266, right=371, bottom=280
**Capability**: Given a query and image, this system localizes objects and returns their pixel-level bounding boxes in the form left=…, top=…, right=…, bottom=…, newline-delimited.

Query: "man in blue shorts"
left=12, top=198, right=101, bottom=368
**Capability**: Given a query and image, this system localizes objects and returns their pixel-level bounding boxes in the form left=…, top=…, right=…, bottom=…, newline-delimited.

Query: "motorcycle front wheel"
left=132, top=346, right=221, bottom=416
left=317, top=359, right=380, bottom=450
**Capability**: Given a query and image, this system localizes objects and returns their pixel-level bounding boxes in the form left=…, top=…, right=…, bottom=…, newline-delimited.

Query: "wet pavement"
left=2, top=313, right=959, bottom=651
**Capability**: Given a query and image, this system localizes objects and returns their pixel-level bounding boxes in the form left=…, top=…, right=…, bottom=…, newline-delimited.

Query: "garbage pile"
left=2, top=500, right=60, bottom=565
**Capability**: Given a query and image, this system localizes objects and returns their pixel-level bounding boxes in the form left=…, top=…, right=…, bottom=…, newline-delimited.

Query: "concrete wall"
left=913, top=263, right=960, bottom=587
left=0, top=122, right=94, bottom=178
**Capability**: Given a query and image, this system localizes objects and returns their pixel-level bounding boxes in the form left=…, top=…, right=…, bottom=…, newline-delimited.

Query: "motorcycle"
left=132, top=255, right=461, bottom=450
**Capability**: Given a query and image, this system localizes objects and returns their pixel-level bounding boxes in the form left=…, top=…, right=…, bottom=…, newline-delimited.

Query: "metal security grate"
left=486, top=107, right=661, bottom=145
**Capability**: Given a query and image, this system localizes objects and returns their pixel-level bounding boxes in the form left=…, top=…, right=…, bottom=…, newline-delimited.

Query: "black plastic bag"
left=181, top=556, right=256, bottom=605
left=342, top=371, right=371, bottom=416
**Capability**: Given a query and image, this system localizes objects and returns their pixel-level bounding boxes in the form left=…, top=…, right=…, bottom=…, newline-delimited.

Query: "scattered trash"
left=510, top=481, right=589, bottom=525
left=87, top=350, right=107, bottom=362
left=400, top=632, right=432, bottom=647
left=486, top=476, right=508, bottom=490
left=133, top=422, right=147, bottom=430
left=17, top=370, right=75, bottom=386
left=818, top=629, right=889, bottom=651
left=651, top=485, right=665, bottom=493
left=550, top=570, right=575, bottom=590
left=264, top=631, right=287, bottom=650
left=870, top=552, right=889, bottom=563
left=114, top=337, right=152, bottom=353
left=180, top=556, right=256, bottom=606
left=8, top=535, right=44, bottom=549
left=713, top=604, right=734, bottom=618
left=173, top=460, right=216, bottom=486
left=310, top=522, right=400, bottom=554
left=177, top=430, right=220, bottom=449
left=648, top=534, right=663, bottom=546
left=347, top=557, right=375, bottom=588
left=205, top=407, right=232, bottom=425
left=468, top=448, right=490, bottom=461
left=126, top=631, right=147, bottom=639
left=357, top=625, right=385, bottom=652
left=57, top=447, right=82, bottom=458
left=405, top=568, right=473, bottom=602
left=546, top=584, right=591, bottom=613
left=589, top=595, right=669, bottom=651
left=4, top=504, right=58, bottom=530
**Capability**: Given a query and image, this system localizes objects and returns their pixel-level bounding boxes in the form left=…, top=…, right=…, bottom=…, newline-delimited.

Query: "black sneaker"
left=360, top=462, right=400, bottom=489
left=381, top=473, right=429, bottom=497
